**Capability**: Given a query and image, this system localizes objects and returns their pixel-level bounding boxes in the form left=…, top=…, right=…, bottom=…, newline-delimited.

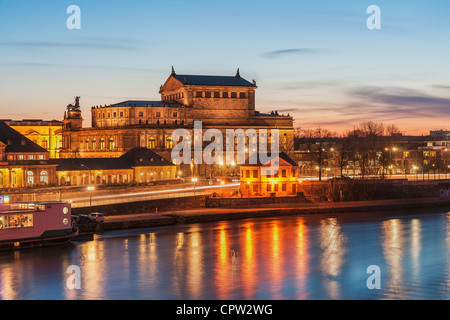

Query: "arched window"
left=100, top=138, right=105, bottom=150
left=109, top=138, right=115, bottom=150
left=27, top=171, right=34, bottom=185
left=148, top=137, right=156, bottom=149
left=166, top=137, right=173, bottom=149
left=92, top=139, right=97, bottom=150
left=40, top=171, right=48, bottom=184
left=85, top=139, right=89, bottom=150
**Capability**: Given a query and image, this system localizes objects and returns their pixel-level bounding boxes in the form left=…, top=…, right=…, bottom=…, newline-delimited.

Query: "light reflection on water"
left=1, top=208, right=450, bottom=300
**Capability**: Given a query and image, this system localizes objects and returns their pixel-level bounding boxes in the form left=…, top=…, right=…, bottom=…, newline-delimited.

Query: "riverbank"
left=76, top=196, right=450, bottom=233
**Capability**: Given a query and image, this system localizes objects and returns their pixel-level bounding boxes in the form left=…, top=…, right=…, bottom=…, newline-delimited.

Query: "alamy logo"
left=367, top=5, right=381, bottom=30
left=66, top=5, right=81, bottom=30
left=171, top=121, right=280, bottom=174
left=66, top=265, right=81, bottom=290
left=366, top=265, right=381, bottom=290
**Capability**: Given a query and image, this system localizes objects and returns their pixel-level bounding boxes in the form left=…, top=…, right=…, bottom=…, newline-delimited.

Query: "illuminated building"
left=0, top=121, right=57, bottom=188
left=240, top=152, right=299, bottom=197
left=2, top=119, right=63, bottom=159
left=60, top=69, right=295, bottom=176
left=52, top=147, right=176, bottom=186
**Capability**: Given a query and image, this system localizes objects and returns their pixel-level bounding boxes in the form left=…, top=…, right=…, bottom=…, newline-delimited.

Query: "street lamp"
left=87, top=186, right=95, bottom=206
left=192, top=177, right=198, bottom=195
left=80, top=164, right=92, bottom=185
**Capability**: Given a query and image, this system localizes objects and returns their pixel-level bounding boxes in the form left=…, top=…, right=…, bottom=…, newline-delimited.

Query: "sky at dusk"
left=0, top=0, right=449, bottom=135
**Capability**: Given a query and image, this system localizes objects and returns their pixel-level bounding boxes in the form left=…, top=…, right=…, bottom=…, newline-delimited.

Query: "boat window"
left=0, top=214, right=33, bottom=229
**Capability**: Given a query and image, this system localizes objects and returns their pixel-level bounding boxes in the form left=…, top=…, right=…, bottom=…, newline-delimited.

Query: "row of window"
left=97, top=111, right=180, bottom=119
left=241, top=169, right=296, bottom=179
left=196, top=91, right=246, bottom=99
left=82, top=138, right=115, bottom=151
left=7, top=154, right=46, bottom=161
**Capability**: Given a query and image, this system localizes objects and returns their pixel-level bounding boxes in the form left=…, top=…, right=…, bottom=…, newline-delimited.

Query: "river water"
left=1, top=207, right=449, bottom=300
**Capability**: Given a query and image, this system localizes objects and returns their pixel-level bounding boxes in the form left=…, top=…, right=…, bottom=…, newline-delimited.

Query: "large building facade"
left=0, top=121, right=57, bottom=189
left=60, top=69, right=295, bottom=176
left=1, top=120, right=63, bottom=159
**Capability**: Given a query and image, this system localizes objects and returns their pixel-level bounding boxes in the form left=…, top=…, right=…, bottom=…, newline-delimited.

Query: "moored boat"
left=0, top=199, right=78, bottom=251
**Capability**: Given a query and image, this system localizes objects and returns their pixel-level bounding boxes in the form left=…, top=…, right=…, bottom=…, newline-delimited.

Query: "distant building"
left=240, top=152, right=299, bottom=197
left=51, top=147, right=176, bottom=186
left=0, top=121, right=57, bottom=188
left=1, top=119, right=63, bottom=159
left=60, top=69, right=295, bottom=177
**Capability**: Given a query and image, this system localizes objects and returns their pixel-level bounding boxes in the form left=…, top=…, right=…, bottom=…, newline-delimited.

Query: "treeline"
left=294, top=121, right=407, bottom=180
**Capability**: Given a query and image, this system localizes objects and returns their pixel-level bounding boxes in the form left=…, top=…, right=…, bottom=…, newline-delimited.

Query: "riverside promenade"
left=78, top=196, right=450, bottom=233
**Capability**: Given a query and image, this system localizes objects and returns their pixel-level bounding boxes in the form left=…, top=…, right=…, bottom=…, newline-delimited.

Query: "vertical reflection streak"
left=215, top=224, right=229, bottom=300
left=188, top=231, right=202, bottom=299
left=296, top=218, right=309, bottom=299
left=271, top=221, right=283, bottom=299
left=319, top=218, right=345, bottom=299
left=0, top=267, right=17, bottom=300
left=382, top=219, right=405, bottom=299
left=242, top=223, right=256, bottom=299
left=411, top=219, right=421, bottom=279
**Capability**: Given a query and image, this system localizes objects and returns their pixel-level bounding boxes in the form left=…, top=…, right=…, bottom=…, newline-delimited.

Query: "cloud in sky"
left=349, top=86, right=450, bottom=117
left=261, top=48, right=330, bottom=59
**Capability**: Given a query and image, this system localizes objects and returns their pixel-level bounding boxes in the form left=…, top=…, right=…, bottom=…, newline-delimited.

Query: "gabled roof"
left=120, top=147, right=175, bottom=167
left=172, top=74, right=254, bottom=87
left=243, top=152, right=298, bottom=167
left=51, top=148, right=175, bottom=171
left=0, top=121, right=48, bottom=153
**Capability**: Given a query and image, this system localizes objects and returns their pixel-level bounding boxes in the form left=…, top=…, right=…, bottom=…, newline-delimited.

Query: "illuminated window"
left=148, top=137, right=156, bottom=149
left=0, top=172, right=3, bottom=186
left=40, top=171, right=48, bottom=184
left=27, top=171, right=34, bottom=185
left=100, top=139, right=105, bottom=150
left=85, top=139, right=89, bottom=150
left=166, top=137, right=173, bottom=149
left=109, top=138, right=115, bottom=150
left=0, top=214, right=33, bottom=229
left=92, top=139, right=97, bottom=150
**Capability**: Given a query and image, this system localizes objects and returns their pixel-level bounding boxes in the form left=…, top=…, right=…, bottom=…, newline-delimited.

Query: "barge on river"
left=0, top=199, right=78, bottom=251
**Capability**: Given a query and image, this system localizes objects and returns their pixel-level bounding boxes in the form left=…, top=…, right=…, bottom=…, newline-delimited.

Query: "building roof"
left=243, top=152, right=298, bottom=167
left=173, top=74, right=255, bottom=87
left=0, top=121, right=48, bottom=153
left=52, top=147, right=175, bottom=171
left=120, top=147, right=175, bottom=167
left=94, top=100, right=185, bottom=108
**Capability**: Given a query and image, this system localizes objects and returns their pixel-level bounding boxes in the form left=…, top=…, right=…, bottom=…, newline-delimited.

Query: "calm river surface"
left=1, top=207, right=450, bottom=300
